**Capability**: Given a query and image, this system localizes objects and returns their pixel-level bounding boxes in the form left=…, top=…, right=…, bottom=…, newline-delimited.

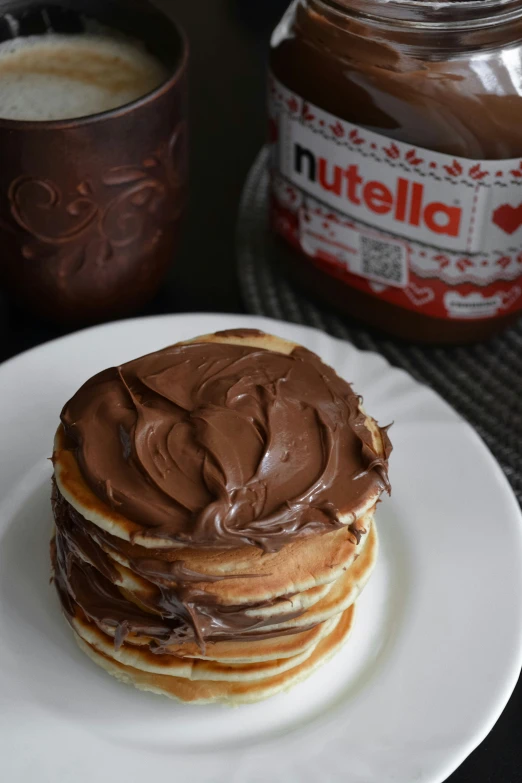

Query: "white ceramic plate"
left=1, top=313, right=521, bottom=783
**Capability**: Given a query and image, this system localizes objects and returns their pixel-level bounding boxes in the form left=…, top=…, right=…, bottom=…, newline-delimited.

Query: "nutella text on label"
left=277, top=118, right=495, bottom=254
left=292, top=144, right=463, bottom=243
left=269, top=76, right=522, bottom=321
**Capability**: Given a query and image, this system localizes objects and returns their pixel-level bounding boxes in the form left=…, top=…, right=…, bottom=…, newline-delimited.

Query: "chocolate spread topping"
left=60, top=337, right=391, bottom=551
left=213, top=328, right=266, bottom=338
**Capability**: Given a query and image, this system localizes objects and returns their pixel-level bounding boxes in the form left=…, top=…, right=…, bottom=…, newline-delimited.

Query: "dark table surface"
left=1, top=1, right=521, bottom=781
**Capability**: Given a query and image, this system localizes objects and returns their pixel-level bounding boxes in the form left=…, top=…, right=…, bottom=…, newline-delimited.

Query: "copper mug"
left=0, top=0, right=188, bottom=323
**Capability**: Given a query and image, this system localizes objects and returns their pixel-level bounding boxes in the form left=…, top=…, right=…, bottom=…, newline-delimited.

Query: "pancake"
left=53, top=472, right=373, bottom=605
left=54, top=329, right=390, bottom=551
left=52, top=522, right=376, bottom=668
left=102, top=618, right=337, bottom=664
left=69, top=609, right=342, bottom=682
left=257, top=522, right=377, bottom=632
left=81, top=552, right=336, bottom=619
left=73, top=605, right=356, bottom=704
left=51, top=328, right=391, bottom=701
left=91, top=522, right=377, bottom=650
left=115, top=523, right=377, bottom=633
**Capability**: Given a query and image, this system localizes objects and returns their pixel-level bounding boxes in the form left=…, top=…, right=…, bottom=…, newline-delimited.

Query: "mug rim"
left=0, top=6, right=189, bottom=130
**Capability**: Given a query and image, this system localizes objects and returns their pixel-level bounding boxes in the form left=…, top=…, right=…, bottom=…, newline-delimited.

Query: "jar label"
left=269, top=75, right=522, bottom=320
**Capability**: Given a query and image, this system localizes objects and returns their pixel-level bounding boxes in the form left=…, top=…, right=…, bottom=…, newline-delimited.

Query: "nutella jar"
left=269, top=0, right=522, bottom=342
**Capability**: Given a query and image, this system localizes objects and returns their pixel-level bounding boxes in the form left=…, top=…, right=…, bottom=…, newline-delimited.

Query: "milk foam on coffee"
left=0, top=33, right=167, bottom=121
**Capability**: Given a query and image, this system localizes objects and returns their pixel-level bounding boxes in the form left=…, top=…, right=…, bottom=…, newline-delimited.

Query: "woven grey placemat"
left=237, top=148, right=522, bottom=505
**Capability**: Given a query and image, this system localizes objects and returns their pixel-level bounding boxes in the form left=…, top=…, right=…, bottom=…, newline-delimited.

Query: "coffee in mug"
left=0, top=0, right=188, bottom=324
left=0, top=31, right=167, bottom=121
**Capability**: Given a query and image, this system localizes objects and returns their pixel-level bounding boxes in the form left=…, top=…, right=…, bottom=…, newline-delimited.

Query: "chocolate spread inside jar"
left=269, top=0, right=522, bottom=342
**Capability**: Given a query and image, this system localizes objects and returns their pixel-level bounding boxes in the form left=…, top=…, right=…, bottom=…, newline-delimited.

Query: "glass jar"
left=269, top=0, right=522, bottom=342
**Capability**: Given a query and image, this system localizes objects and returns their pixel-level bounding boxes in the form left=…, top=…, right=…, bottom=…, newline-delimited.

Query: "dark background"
left=1, top=1, right=521, bottom=780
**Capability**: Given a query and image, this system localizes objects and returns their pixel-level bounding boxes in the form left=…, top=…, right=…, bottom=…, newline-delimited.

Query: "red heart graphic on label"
left=500, top=286, right=522, bottom=310
left=404, top=282, right=435, bottom=307
left=492, top=203, right=522, bottom=235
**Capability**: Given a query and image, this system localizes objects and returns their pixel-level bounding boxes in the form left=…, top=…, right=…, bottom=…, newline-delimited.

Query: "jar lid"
left=321, top=0, right=522, bottom=27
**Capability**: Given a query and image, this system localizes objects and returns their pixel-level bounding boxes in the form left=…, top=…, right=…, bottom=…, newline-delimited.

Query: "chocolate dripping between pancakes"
left=52, top=483, right=327, bottom=652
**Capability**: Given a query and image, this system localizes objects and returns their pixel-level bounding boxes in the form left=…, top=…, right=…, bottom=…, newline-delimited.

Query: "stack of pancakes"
left=51, top=329, right=391, bottom=704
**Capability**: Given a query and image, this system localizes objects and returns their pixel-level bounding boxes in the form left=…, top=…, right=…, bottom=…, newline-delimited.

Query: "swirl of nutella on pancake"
left=61, top=331, right=391, bottom=550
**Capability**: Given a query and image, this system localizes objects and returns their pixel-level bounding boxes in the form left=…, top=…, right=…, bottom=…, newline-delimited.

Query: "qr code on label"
left=359, top=235, right=408, bottom=288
